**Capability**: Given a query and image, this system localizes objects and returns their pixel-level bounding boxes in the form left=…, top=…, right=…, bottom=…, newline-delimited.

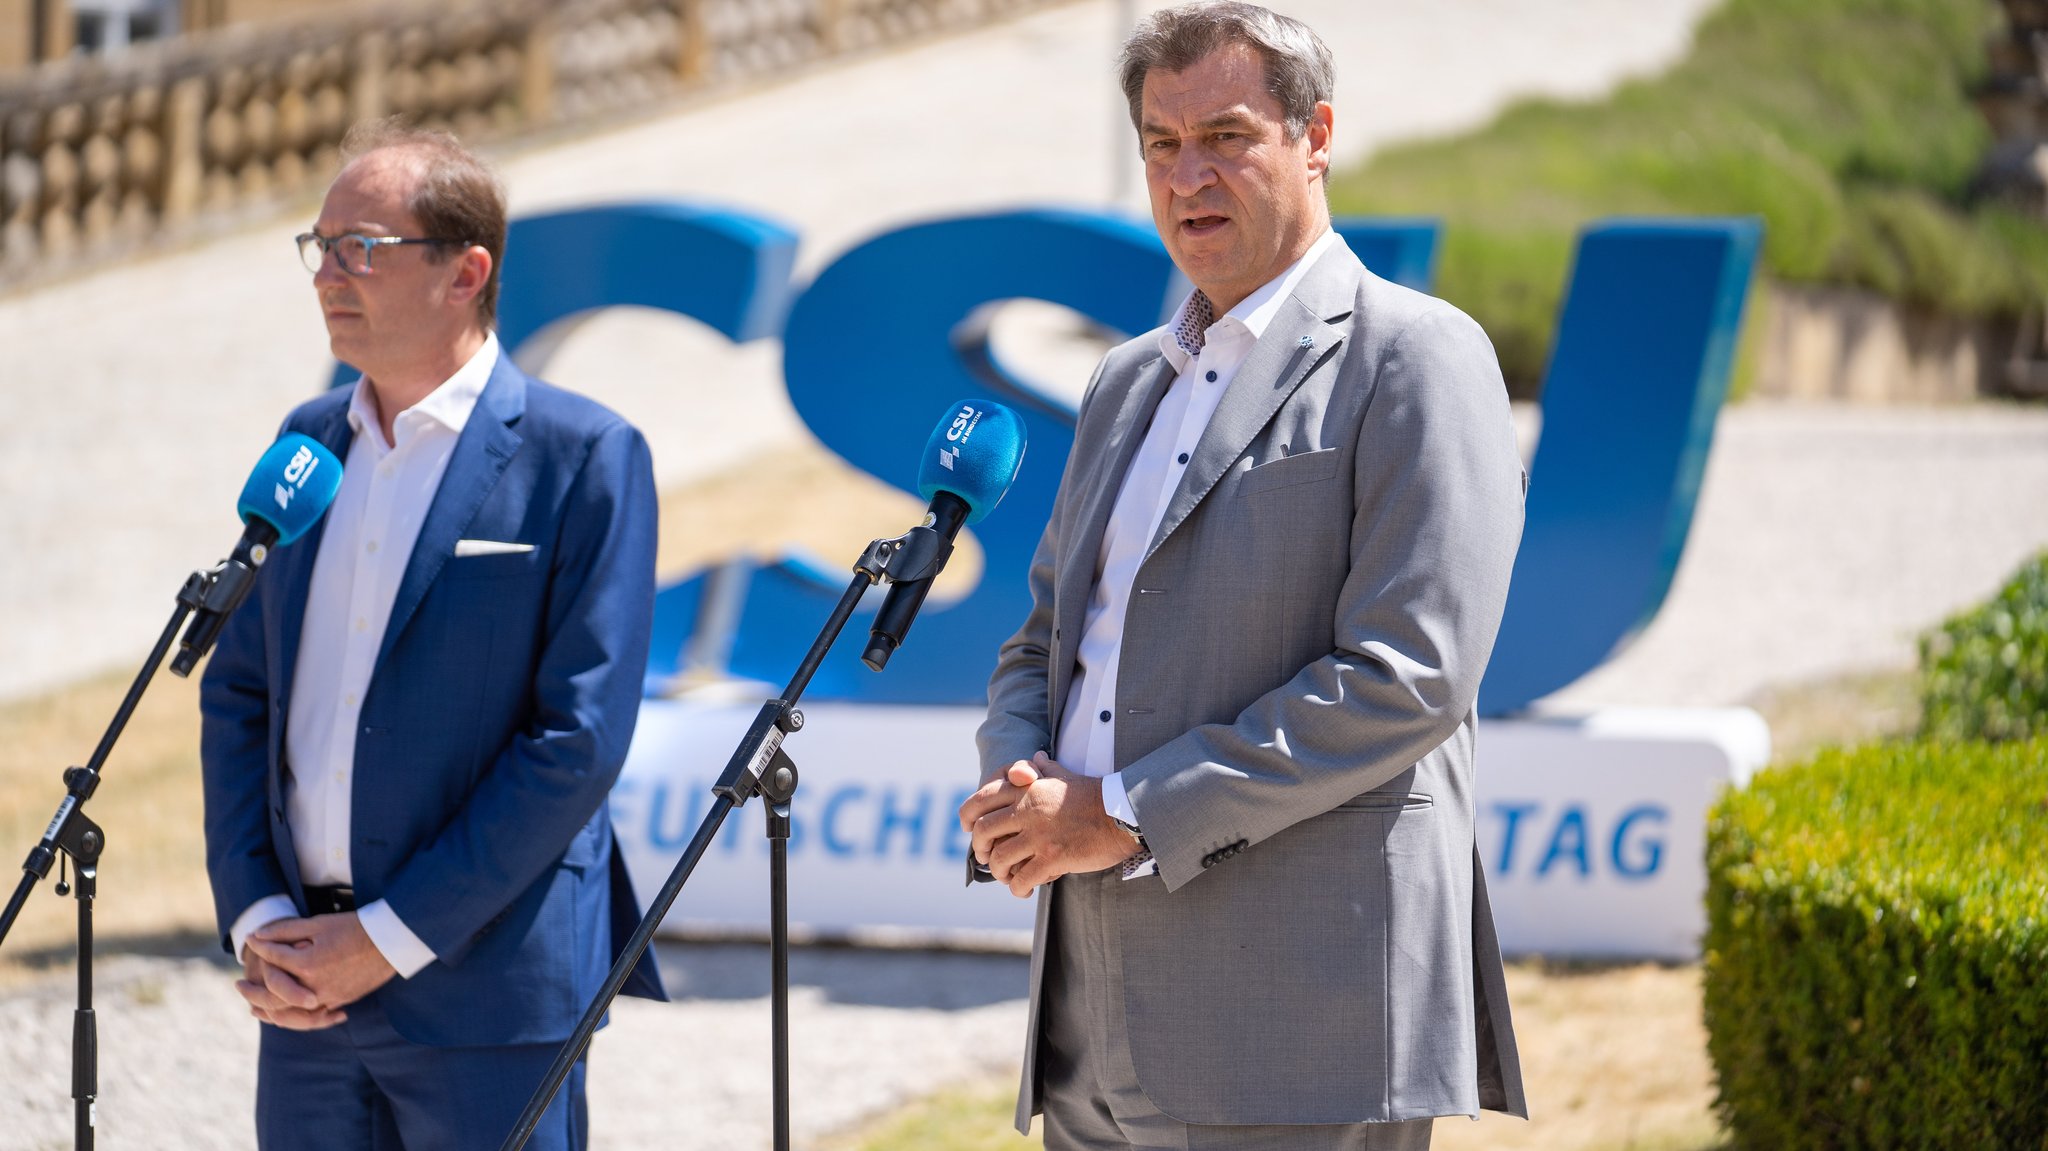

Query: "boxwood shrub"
left=1703, top=738, right=2048, bottom=1149
left=1920, top=550, right=2048, bottom=743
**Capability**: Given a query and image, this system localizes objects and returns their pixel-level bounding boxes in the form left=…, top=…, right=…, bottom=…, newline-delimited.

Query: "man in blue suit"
left=200, top=120, right=662, bottom=1150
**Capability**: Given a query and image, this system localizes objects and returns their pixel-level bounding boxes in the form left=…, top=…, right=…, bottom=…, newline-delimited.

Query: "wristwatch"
left=1111, top=815, right=1153, bottom=879
left=1110, top=815, right=1146, bottom=850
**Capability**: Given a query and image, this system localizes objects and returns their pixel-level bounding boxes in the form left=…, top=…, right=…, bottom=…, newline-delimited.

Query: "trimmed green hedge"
left=1703, top=738, right=2048, bottom=1148
left=1920, top=550, right=2048, bottom=743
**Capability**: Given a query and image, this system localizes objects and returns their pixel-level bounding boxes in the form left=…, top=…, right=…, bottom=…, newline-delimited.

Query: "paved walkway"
left=1544, top=401, right=2048, bottom=712
left=0, top=944, right=1031, bottom=1151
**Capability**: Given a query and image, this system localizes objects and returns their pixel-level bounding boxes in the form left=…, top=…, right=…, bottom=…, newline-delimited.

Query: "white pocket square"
left=454, top=539, right=536, bottom=558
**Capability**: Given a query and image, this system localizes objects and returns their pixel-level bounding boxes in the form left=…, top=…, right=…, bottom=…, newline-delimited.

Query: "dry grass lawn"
left=0, top=666, right=215, bottom=983
left=1745, top=667, right=1918, bottom=764
left=1436, top=963, right=1726, bottom=1151
left=831, top=963, right=1728, bottom=1151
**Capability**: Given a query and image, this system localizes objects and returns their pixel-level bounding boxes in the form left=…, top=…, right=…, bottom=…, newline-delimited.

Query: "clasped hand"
left=235, top=912, right=397, bottom=1031
left=956, top=752, right=1141, bottom=898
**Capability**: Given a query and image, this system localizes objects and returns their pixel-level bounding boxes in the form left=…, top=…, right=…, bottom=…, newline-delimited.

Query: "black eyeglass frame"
left=295, top=231, right=467, bottom=276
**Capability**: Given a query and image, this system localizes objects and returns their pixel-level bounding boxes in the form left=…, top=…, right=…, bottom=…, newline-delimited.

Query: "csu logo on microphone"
left=944, top=405, right=982, bottom=442
left=938, top=404, right=984, bottom=471
left=273, top=444, right=324, bottom=511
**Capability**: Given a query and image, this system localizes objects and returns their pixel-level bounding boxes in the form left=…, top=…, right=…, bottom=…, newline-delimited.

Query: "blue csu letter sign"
left=351, top=204, right=1752, bottom=715
left=385, top=202, right=1760, bottom=958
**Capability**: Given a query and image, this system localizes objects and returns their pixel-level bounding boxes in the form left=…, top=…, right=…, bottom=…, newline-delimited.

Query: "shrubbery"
left=1920, top=550, right=2048, bottom=742
left=1703, top=738, right=2048, bottom=1148
left=1328, top=0, right=2045, bottom=392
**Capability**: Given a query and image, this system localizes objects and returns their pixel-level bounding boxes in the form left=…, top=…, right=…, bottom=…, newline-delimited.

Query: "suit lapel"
left=1145, top=251, right=1359, bottom=563
left=374, top=356, right=527, bottom=671
left=275, top=400, right=355, bottom=713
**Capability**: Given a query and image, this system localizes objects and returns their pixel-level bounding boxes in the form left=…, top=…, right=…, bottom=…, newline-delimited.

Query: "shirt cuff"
left=1100, top=774, right=1158, bottom=880
left=1101, top=771, right=1139, bottom=829
left=356, top=899, right=437, bottom=979
left=229, top=894, right=300, bottom=962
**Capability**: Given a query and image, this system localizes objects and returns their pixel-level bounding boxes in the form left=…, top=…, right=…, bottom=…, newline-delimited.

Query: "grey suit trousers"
left=1042, top=870, right=1433, bottom=1151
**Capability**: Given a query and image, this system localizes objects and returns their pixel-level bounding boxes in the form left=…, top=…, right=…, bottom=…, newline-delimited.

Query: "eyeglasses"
left=295, top=232, right=463, bottom=276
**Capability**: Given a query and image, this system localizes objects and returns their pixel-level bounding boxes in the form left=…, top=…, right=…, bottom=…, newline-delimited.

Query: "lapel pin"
left=1299, top=335, right=1315, bottom=349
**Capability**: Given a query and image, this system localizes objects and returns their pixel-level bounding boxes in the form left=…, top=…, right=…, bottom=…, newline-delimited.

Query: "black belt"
left=303, top=885, right=357, bottom=915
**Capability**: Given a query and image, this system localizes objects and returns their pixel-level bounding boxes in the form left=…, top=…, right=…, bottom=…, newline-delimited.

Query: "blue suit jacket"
left=200, top=354, right=666, bottom=1047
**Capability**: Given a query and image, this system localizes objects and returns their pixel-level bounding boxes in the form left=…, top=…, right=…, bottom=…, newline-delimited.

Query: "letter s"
left=732, top=209, right=1180, bottom=703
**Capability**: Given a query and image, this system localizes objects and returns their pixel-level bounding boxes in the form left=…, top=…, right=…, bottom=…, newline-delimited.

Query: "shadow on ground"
left=651, top=940, right=1029, bottom=1010
left=6, top=931, right=1030, bottom=1011
left=2, top=927, right=230, bottom=977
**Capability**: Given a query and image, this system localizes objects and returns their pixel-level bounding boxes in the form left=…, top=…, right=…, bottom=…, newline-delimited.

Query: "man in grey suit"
left=957, top=4, right=1529, bottom=1147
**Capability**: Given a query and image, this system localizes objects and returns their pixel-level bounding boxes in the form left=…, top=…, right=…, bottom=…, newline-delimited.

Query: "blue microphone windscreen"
left=916, top=400, right=1027, bottom=525
left=237, top=433, right=344, bottom=546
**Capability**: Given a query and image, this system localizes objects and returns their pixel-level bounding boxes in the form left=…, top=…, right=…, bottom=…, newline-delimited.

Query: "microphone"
left=861, top=400, right=1027, bottom=672
left=169, top=433, right=344, bottom=677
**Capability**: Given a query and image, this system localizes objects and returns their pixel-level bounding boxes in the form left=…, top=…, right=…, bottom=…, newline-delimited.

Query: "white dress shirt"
left=228, top=333, right=500, bottom=974
left=1058, top=231, right=1344, bottom=843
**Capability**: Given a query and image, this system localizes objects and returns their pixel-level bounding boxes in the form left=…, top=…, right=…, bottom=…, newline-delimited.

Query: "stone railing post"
left=818, top=0, right=847, bottom=54
left=351, top=30, right=388, bottom=127
left=676, top=0, right=710, bottom=85
left=162, top=76, right=205, bottom=224
left=521, top=9, right=557, bottom=128
left=40, top=102, right=82, bottom=262
left=118, top=84, right=159, bottom=241
left=1, top=110, right=43, bottom=269
left=79, top=95, right=121, bottom=249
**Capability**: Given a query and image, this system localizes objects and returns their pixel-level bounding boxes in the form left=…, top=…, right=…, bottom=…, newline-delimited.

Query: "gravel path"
left=1542, top=401, right=2048, bottom=712
left=0, top=945, right=1029, bottom=1151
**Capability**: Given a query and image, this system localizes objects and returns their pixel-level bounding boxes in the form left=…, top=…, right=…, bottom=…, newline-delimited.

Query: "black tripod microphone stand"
left=0, top=553, right=261, bottom=1151
left=500, top=515, right=955, bottom=1151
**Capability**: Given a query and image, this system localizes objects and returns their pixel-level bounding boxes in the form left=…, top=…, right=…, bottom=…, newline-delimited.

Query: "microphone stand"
left=0, top=558, right=248, bottom=1151
left=499, top=517, right=953, bottom=1151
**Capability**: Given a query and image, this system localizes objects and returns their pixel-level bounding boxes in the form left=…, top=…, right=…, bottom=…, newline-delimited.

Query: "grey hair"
left=1118, top=2, right=1335, bottom=141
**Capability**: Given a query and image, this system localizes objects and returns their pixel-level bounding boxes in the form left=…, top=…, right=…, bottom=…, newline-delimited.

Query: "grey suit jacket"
left=978, top=241, right=1529, bottom=1128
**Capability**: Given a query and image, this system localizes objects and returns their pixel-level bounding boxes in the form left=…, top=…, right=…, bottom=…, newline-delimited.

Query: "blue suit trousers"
left=256, top=995, right=586, bottom=1151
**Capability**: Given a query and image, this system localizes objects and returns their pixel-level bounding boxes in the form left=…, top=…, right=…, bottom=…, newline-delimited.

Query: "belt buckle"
left=308, top=885, right=355, bottom=914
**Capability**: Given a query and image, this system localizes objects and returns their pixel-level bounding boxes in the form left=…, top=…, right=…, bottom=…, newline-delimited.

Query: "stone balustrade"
left=0, top=0, right=1070, bottom=287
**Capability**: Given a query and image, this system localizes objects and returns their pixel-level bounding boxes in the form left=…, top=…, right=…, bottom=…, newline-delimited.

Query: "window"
left=71, top=0, right=179, bottom=55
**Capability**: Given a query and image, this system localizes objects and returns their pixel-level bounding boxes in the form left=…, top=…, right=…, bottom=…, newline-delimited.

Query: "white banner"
left=1474, top=709, right=1769, bottom=958
left=610, top=700, right=1768, bottom=958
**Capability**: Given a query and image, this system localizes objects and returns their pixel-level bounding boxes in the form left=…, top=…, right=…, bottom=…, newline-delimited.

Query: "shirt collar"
left=1158, top=229, right=1343, bottom=372
left=346, top=332, right=500, bottom=450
